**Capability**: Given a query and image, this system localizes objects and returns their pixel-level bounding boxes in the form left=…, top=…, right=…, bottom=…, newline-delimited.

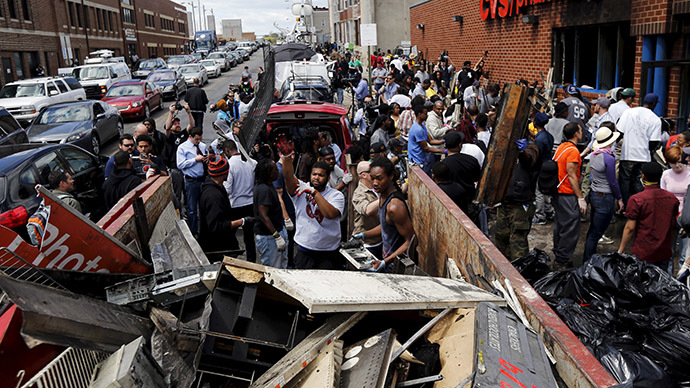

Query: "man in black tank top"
left=352, top=157, right=414, bottom=271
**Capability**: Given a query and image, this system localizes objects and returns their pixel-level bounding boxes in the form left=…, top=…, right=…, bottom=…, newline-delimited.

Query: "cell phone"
left=131, top=155, right=140, bottom=160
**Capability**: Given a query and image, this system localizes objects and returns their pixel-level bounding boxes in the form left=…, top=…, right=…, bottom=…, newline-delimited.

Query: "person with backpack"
left=551, top=122, right=586, bottom=270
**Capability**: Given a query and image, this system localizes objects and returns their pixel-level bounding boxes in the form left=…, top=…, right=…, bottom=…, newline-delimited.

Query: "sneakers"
left=598, top=235, right=614, bottom=245
left=532, top=217, right=547, bottom=225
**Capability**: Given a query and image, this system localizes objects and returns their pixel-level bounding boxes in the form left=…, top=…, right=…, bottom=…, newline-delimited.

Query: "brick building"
left=410, top=0, right=690, bottom=126
left=0, top=0, right=189, bottom=87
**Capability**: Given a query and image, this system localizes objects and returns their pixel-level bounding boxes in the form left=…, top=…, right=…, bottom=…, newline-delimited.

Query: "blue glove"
left=515, top=139, right=528, bottom=151
left=352, top=232, right=366, bottom=240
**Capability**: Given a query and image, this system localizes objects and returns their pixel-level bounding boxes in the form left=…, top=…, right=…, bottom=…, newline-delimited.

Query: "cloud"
left=191, top=0, right=329, bottom=36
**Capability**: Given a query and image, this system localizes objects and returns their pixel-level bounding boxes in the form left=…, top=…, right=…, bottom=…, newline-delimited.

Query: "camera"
left=173, top=101, right=183, bottom=111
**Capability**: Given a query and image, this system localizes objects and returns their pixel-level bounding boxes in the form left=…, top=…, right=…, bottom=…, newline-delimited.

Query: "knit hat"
left=208, top=156, right=229, bottom=177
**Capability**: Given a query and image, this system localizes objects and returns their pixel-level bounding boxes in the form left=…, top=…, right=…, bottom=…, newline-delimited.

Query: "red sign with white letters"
left=480, top=0, right=552, bottom=21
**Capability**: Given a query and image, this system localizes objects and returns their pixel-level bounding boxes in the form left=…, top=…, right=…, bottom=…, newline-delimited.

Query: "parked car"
left=147, top=70, right=187, bottom=100
left=190, top=52, right=204, bottom=62
left=26, top=100, right=122, bottom=155
left=0, top=107, right=28, bottom=145
left=280, top=76, right=333, bottom=103
left=132, top=58, right=168, bottom=79
left=167, top=55, right=194, bottom=71
left=206, top=52, right=232, bottom=71
left=265, top=101, right=351, bottom=167
left=71, top=62, right=132, bottom=100
left=178, top=64, right=208, bottom=86
left=101, top=80, right=164, bottom=120
left=0, top=143, right=106, bottom=220
left=200, top=60, right=221, bottom=78
left=228, top=51, right=243, bottom=64
left=0, top=77, right=87, bottom=127
left=235, top=49, right=250, bottom=61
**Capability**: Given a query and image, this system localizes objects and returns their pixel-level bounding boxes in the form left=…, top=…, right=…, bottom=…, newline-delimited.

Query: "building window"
left=75, top=4, right=82, bottom=27
left=178, top=21, right=185, bottom=33
left=553, top=23, right=635, bottom=91
left=67, top=2, right=75, bottom=26
left=147, top=46, right=158, bottom=58
left=122, top=0, right=132, bottom=5
left=8, top=0, right=17, bottom=19
left=123, top=8, right=134, bottom=24
left=83, top=6, right=89, bottom=28
left=21, top=0, right=30, bottom=20
left=13, top=52, right=25, bottom=79
left=107, top=11, right=113, bottom=32
left=161, top=18, right=173, bottom=32
left=145, top=13, right=155, bottom=28
left=96, top=8, right=102, bottom=29
left=102, top=10, right=109, bottom=31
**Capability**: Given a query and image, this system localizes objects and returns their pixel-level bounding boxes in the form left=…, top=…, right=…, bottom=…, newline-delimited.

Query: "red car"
left=102, top=80, right=163, bottom=120
left=266, top=101, right=352, bottom=168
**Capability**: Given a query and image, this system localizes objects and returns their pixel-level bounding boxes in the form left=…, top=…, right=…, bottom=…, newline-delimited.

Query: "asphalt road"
left=100, top=50, right=265, bottom=156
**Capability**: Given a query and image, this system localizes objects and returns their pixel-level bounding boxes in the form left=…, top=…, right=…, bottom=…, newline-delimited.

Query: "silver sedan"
left=178, top=64, right=209, bottom=86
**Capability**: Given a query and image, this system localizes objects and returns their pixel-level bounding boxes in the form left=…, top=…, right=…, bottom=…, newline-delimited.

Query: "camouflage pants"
left=494, top=203, right=535, bottom=260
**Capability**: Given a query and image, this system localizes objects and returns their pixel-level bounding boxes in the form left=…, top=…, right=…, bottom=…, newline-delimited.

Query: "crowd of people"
left=47, top=50, right=690, bottom=278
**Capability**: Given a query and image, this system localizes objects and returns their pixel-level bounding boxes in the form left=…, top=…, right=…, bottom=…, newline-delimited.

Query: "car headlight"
left=19, top=105, right=36, bottom=115
left=67, top=130, right=90, bottom=142
left=131, top=101, right=142, bottom=108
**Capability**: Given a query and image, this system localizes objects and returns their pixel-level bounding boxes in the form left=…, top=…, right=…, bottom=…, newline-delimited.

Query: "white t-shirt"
left=292, top=182, right=345, bottom=251
left=617, top=107, right=661, bottom=162
left=477, top=131, right=490, bottom=148
left=390, top=94, right=411, bottom=108
left=608, top=100, right=630, bottom=124
left=461, top=143, right=485, bottom=168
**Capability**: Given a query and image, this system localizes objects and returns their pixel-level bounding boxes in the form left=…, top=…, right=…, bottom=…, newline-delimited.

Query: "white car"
left=205, top=52, right=231, bottom=71
left=0, top=77, right=86, bottom=127
left=200, top=60, right=221, bottom=78
left=178, top=64, right=208, bottom=86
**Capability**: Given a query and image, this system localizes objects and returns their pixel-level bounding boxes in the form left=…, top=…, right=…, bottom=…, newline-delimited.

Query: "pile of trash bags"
left=512, top=250, right=690, bottom=387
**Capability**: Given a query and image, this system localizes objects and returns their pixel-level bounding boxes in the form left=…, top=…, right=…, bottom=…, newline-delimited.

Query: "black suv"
left=0, top=143, right=106, bottom=220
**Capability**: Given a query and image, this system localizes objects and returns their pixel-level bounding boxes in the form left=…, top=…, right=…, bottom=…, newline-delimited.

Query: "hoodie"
left=199, top=178, right=238, bottom=253
left=102, top=168, right=142, bottom=209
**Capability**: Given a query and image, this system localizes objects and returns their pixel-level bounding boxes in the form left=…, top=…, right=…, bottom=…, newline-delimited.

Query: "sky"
left=184, top=0, right=329, bottom=37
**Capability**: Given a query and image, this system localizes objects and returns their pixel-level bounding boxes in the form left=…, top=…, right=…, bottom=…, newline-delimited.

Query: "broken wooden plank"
left=263, top=269, right=505, bottom=314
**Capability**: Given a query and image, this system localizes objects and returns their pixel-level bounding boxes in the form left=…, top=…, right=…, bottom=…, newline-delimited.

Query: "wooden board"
left=427, top=308, right=475, bottom=388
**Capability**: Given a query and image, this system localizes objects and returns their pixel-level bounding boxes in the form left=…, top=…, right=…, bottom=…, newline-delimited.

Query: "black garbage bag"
left=641, top=327, right=690, bottom=381
left=554, top=299, right=617, bottom=346
left=532, top=269, right=575, bottom=305
left=593, top=344, right=674, bottom=388
left=511, top=249, right=552, bottom=283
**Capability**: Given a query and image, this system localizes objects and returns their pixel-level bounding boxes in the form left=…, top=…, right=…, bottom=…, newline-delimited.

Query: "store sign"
left=480, top=0, right=551, bottom=21
left=125, top=28, right=136, bottom=42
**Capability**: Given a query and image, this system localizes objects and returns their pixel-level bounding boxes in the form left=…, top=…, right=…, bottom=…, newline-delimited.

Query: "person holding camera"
left=133, top=134, right=167, bottom=179
left=177, top=127, right=208, bottom=236
left=185, top=77, right=208, bottom=131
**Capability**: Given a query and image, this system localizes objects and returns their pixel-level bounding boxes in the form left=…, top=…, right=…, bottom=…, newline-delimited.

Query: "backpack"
left=538, top=144, right=571, bottom=195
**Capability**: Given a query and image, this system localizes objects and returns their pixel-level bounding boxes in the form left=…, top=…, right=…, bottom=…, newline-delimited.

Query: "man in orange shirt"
left=552, top=123, right=587, bottom=269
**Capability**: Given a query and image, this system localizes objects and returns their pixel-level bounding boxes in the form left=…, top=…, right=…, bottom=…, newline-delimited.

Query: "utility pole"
left=197, top=0, right=202, bottom=31
left=186, top=2, right=197, bottom=35
left=202, top=5, right=206, bottom=30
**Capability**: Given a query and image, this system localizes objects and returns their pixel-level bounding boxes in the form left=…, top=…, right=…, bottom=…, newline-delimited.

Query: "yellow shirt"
left=426, top=88, right=437, bottom=99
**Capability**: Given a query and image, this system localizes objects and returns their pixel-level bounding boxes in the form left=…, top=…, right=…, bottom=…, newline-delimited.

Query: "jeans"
left=256, top=228, right=288, bottom=268
left=184, top=178, right=202, bottom=236
left=336, top=88, right=344, bottom=105
left=619, top=161, right=644, bottom=207
left=535, top=190, right=553, bottom=220
left=583, top=192, right=615, bottom=262
left=552, top=194, right=581, bottom=263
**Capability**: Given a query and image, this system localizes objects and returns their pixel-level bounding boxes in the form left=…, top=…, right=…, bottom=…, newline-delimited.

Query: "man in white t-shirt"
left=280, top=151, right=345, bottom=269
left=608, top=88, right=635, bottom=124
left=617, top=93, right=662, bottom=205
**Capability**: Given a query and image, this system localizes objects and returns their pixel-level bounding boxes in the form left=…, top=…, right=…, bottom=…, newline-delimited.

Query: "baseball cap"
left=643, top=93, right=659, bottom=104
left=533, top=112, right=550, bottom=127
left=370, top=142, right=386, bottom=153
left=565, top=84, right=579, bottom=95
left=594, top=96, right=610, bottom=109
left=444, top=131, right=464, bottom=149
left=620, top=88, right=635, bottom=98
left=208, top=156, right=229, bottom=177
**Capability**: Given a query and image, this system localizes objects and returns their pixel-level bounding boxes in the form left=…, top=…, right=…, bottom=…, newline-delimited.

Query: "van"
left=71, top=62, right=131, bottom=99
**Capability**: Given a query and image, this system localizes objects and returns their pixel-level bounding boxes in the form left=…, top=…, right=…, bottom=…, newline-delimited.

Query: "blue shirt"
left=383, top=82, right=399, bottom=101
left=176, top=139, right=207, bottom=178
left=534, top=130, right=554, bottom=161
left=355, top=79, right=369, bottom=100
left=273, top=161, right=295, bottom=219
left=408, top=122, right=428, bottom=165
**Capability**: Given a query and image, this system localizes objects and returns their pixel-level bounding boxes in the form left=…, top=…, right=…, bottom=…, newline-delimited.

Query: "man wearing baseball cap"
left=617, top=93, right=662, bottom=206
left=199, top=156, right=248, bottom=260
left=609, top=87, right=635, bottom=124
left=619, top=161, right=678, bottom=270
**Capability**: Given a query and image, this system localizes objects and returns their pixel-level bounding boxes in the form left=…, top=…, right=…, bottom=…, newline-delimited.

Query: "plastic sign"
left=480, top=0, right=551, bottom=21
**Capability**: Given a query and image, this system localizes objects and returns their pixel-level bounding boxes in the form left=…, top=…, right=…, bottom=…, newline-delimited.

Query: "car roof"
left=268, top=101, right=347, bottom=116
left=0, top=143, right=64, bottom=173
left=113, top=79, right=146, bottom=86
left=42, top=100, right=95, bottom=109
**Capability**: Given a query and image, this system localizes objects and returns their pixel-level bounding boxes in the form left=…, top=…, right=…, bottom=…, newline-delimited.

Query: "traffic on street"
left=1, top=0, right=689, bottom=387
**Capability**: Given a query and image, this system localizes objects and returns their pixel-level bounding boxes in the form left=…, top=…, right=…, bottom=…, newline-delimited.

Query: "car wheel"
left=91, top=132, right=100, bottom=155
left=144, top=104, right=150, bottom=118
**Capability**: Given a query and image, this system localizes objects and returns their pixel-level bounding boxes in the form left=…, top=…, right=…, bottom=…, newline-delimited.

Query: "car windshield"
left=207, top=53, right=222, bottom=59
left=179, top=66, right=199, bottom=74
left=105, top=85, right=143, bottom=97
left=0, top=84, right=46, bottom=98
left=191, top=54, right=202, bottom=59
left=148, top=72, right=175, bottom=81
left=138, top=60, right=158, bottom=70
left=73, top=66, right=108, bottom=81
left=282, top=86, right=330, bottom=102
left=200, top=60, right=216, bottom=67
left=35, top=104, right=91, bottom=125
left=167, top=56, right=186, bottom=64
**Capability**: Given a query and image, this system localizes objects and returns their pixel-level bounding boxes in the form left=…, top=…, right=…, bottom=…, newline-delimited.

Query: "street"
left=100, top=50, right=265, bottom=156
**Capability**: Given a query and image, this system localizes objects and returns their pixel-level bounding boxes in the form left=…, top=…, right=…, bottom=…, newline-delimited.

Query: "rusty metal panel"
left=263, top=269, right=505, bottom=314
left=476, top=84, right=531, bottom=205
left=407, top=166, right=617, bottom=388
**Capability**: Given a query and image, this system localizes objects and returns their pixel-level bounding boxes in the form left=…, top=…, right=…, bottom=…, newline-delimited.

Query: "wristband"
left=272, top=231, right=279, bottom=238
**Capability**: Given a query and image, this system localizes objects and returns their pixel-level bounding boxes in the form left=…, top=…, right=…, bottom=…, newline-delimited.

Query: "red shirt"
left=554, top=141, right=581, bottom=194
left=625, top=184, right=679, bottom=262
